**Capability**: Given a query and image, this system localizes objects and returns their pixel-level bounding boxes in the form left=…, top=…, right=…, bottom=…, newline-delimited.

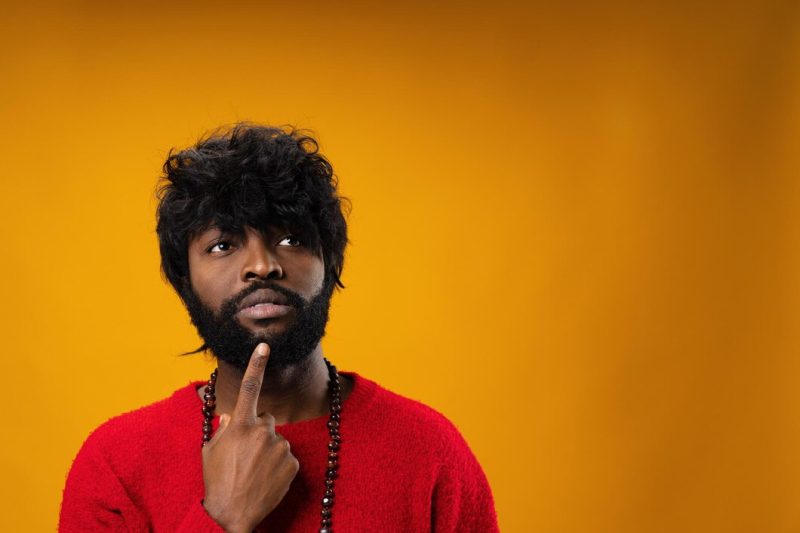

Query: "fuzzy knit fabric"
left=60, top=372, right=498, bottom=532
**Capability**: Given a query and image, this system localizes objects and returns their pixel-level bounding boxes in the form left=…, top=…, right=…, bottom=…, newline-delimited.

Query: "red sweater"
left=60, top=373, right=498, bottom=532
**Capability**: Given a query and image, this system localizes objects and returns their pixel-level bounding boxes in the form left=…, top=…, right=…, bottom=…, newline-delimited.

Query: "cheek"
left=291, top=255, right=326, bottom=296
left=309, top=258, right=326, bottom=292
left=187, top=259, right=227, bottom=308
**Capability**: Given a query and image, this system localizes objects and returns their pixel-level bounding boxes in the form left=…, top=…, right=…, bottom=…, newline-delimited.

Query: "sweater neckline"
left=183, top=370, right=374, bottom=431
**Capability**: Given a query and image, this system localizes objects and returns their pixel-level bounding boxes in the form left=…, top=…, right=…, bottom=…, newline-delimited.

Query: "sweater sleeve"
left=430, top=426, right=499, bottom=533
left=59, top=438, right=224, bottom=533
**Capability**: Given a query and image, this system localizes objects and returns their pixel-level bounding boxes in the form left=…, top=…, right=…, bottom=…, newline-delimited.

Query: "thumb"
left=211, top=414, right=232, bottom=441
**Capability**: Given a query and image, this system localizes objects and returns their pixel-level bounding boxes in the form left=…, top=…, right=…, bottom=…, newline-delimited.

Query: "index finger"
left=232, top=342, right=270, bottom=423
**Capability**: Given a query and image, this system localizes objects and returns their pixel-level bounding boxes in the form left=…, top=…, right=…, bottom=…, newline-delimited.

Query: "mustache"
left=219, top=281, right=307, bottom=319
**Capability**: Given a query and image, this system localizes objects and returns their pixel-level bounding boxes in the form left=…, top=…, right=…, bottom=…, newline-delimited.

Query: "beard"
left=181, top=279, right=334, bottom=371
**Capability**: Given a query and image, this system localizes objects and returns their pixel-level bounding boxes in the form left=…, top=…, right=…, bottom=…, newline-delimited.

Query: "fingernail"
left=256, top=343, right=268, bottom=356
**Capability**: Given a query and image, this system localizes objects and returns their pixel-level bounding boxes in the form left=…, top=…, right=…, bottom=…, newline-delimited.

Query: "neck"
left=210, top=344, right=331, bottom=425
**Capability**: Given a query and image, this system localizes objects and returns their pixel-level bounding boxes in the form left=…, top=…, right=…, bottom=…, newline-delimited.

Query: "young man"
left=59, top=124, right=498, bottom=532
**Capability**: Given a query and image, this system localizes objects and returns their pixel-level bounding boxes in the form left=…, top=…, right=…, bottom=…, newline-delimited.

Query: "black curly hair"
left=155, top=123, right=349, bottom=300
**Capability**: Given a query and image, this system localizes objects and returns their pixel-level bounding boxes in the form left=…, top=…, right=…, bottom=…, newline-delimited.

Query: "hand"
left=201, top=343, right=300, bottom=533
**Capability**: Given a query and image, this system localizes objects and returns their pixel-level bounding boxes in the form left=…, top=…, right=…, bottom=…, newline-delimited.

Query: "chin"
left=244, top=329, right=279, bottom=345
left=248, top=326, right=290, bottom=344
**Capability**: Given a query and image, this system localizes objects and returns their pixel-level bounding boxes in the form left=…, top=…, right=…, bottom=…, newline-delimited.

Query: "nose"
left=240, top=235, right=283, bottom=282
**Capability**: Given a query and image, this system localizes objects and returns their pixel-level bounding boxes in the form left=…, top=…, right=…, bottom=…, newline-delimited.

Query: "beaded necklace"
left=201, top=359, right=342, bottom=533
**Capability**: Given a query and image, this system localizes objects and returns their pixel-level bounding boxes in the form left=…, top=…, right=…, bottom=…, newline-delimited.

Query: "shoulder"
left=61, top=384, right=208, bottom=531
left=75, top=382, right=201, bottom=465
left=341, top=373, right=498, bottom=527
left=344, top=373, right=474, bottom=459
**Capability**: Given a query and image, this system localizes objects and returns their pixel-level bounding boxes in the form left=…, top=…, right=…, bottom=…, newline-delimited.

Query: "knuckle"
left=250, top=427, right=268, bottom=444
left=278, top=438, right=291, bottom=453
left=231, top=419, right=250, bottom=429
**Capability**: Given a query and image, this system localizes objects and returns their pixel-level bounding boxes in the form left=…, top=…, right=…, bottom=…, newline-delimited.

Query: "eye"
left=277, top=235, right=302, bottom=247
left=207, top=239, right=235, bottom=253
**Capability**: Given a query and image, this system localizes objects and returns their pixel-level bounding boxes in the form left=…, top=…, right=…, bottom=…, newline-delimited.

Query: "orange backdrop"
left=2, top=1, right=799, bottom=531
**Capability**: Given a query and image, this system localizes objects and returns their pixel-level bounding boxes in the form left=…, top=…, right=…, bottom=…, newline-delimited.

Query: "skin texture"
left=187, top=225, right=352, bottom=531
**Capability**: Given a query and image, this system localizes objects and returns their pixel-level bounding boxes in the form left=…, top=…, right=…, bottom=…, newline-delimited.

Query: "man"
left=59, top=124, right=498, bottom=532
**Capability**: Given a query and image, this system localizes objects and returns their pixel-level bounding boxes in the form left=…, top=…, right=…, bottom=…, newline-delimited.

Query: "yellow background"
left=2, top=1, right=799, bottom=531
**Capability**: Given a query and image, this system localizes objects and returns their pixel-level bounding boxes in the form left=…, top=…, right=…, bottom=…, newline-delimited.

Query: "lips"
left=237, top=289, right=293, bottom=320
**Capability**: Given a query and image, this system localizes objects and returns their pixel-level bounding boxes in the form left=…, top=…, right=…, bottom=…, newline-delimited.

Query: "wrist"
left=202, top=498, right=251, bottom=533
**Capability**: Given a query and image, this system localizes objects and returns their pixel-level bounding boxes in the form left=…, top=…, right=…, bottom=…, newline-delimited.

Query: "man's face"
left=183, top=225, right=331, bottom=370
